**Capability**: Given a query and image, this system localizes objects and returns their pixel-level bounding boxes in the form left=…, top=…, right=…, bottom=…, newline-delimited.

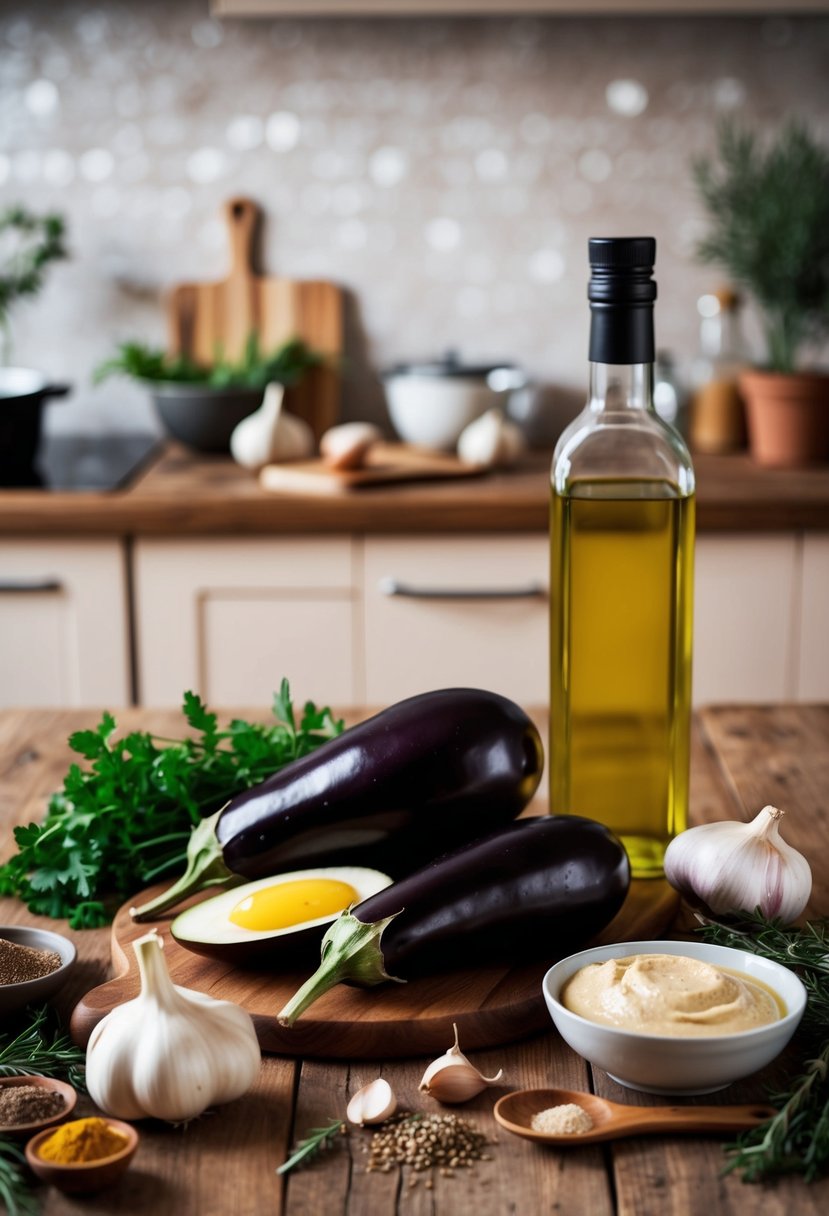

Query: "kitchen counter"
left=1, top=703, right=827, bottom=1215
left=1, top=444, right=829, bottom=535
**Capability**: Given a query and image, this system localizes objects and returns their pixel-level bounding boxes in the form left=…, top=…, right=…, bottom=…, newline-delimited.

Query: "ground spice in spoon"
left=0, top=938, right=62, bottom=985
left=0, top=1086, right=67, bottom=1127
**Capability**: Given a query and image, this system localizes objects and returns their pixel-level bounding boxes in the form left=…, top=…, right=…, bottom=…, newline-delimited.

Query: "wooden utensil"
left=259, top=442, right=486, bottom=494
left=166, top=197, right=342, bottom=440
left=494, top=1087, right=777, bottom=1146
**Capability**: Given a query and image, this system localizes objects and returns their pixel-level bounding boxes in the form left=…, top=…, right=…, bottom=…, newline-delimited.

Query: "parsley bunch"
left=0, top=682, right=342, bottom=929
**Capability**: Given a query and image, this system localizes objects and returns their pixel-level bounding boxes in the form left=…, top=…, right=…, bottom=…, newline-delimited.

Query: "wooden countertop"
left=1, top=704, right=828, bottom=1215
left=1, top=444, right=828, bottom=536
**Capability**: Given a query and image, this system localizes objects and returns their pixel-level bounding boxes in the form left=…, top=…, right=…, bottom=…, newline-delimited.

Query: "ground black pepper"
left=0, top=1085, right=67, bottom=1126
left=0, top=938, right=62, bottom=985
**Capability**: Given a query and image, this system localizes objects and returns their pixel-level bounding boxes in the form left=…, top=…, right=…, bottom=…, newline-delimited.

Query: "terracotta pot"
left=739, top=369, right=829, bottom=468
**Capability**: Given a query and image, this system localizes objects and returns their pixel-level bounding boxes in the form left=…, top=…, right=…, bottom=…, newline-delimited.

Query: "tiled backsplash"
left=1, top=2, right=827, bottom=437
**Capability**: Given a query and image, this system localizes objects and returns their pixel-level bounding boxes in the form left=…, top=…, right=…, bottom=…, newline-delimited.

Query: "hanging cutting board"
left=259, top=443, right=485, bottom=495
left=166, top=197, right=342, bottom=440
left=69, top=880, right=679, bottom=1059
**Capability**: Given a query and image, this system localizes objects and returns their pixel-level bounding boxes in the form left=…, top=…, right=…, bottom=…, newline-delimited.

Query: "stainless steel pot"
left=0, top=368, right=70, bottom=486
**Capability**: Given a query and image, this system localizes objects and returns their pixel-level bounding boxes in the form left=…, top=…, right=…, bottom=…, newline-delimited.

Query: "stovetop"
left=12, top=433, right=161, bottom=492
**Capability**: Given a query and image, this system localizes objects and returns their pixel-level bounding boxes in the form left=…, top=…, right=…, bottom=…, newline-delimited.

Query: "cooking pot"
left=0, top=368, right=70, bottom=486
left=383, top=352, right=526, bottom=450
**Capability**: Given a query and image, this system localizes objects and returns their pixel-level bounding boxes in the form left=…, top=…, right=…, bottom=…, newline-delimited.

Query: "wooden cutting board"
left=259, top=442, right=486, bottom=495
left=69, top=880, right=679, bottom=1059
left=166, top=196, right=342, bottom=440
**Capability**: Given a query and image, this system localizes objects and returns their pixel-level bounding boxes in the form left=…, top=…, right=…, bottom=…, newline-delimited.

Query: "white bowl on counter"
left=543, top=939, right=806, bottom=1096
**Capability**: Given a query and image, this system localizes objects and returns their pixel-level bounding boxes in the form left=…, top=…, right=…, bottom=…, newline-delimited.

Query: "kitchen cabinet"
left=133, top=537, right=359, bottom=707
left=798, top=533, right=829, bottom=700
left=0, top=539, right=130, bottom=708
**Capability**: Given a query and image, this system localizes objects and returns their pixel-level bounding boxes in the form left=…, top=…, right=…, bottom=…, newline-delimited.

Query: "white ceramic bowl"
left=543, top=939, right=806, bottom=1096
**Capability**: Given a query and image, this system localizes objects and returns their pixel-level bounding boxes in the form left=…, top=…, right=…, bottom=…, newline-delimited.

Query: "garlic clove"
left=320, top=422, right=383, bottom=470
left=346, top=1078, right=397, bottom=1126
left=457, top=409, right=525, bottom=469
left=418, top=1023, right=503, bottom=1105
left=664, top=805, right=812, bottom=925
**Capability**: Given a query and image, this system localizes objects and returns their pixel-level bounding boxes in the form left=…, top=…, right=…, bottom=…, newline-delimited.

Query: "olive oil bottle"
left=550, top=239, right=695, bottom=877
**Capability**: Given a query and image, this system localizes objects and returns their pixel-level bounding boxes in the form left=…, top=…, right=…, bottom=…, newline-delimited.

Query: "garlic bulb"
left=346, top=1078, right=397, bottom=1126
left=418, top=1024, right=503, bottom=1104
left=457, top=409, right=525, bottom=469
left=86, top=931, right=261, bottom=1122
left=664, top=805, right=812, bottom=924
left=229, top=382, right=315, bottom=469
left=320, top=422, right=383, bottom=470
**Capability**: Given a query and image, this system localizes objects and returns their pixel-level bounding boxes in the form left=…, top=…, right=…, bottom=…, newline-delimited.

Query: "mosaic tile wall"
left=1, top=2, right=827, bottom=438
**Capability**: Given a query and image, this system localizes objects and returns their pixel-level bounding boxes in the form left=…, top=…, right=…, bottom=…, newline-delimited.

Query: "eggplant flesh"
left=217, top=687, right=543, bottom=880
left=278, top=815, right=630, bottom=1026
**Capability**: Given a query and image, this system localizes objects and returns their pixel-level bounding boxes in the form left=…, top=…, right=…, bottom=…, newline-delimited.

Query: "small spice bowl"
left=0, top=1076, right=77, bottom=1139
left=25, top=1118, right=139, bottom=1195
left=0, top=925, right=77, bottom=1014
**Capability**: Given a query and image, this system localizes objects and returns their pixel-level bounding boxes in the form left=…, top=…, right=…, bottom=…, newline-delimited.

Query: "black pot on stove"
left=0, top=368, right=70, bottom=486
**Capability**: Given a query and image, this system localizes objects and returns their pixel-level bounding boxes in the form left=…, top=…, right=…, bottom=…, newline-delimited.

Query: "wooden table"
left=1, top=705, right=828, bottom=1215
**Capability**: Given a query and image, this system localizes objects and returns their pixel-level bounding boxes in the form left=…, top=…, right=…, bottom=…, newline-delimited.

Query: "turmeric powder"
left=37, top=1117, right=128, bottom=1164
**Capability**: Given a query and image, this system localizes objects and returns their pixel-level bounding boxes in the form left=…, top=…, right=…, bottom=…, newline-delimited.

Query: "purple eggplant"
left=132, top=688, right=543, bottom=921
left=277, top=815, right=630, bottom=1026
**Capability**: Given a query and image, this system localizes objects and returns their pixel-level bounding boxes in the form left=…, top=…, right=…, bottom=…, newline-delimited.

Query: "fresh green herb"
left=0, top=1006, right=86, bottom=1089
left=699, top=913, right=829, bottom=1181
left=0, top=1137, right=39, bottom=1216
left=0, top=206, right=67, bottom=333
left=93, top=333, right=326, bottom=390
left=277, top=1119, right=345, bottom=1175
left=0, top=681, right=343, bottom=929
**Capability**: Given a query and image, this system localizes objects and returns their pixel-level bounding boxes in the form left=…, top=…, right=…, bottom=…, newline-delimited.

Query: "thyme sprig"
left=699, top=913, right=829, bottom=1181
left=276, top=1119, right=345, bottom=1175
left=0, top=1138, right=39, bottom=1216
left=0, top=1006, right=86, bottom=1090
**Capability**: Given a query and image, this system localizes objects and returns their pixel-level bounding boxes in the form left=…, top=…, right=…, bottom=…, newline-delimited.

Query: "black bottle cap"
left=588, top=237, right=656, bottom=365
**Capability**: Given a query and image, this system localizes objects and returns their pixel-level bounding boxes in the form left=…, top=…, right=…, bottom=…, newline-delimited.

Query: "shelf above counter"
left=1, top=444, right=828, bottom=536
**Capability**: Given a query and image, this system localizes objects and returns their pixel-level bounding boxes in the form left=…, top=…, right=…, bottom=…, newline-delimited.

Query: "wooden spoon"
left=494, top=1088, right=776, bottom=1146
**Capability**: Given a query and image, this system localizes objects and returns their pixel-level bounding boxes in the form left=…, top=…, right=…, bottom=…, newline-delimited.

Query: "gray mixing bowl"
left=148, top=382, right=263, bottom=453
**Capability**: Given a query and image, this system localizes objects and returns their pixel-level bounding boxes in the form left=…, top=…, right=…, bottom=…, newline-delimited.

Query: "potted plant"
left=95, top=334, right=325, bottom=453
left=693, top=120, right=829, bottom=467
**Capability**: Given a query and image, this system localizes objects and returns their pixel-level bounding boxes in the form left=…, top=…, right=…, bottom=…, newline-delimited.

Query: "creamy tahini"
left=561, top=953, right=782, bottom=1036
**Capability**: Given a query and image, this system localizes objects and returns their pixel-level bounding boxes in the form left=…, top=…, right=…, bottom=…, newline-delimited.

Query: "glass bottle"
left=549, top=238, right=695, bottom=878
left=688, top=288, right=748, bottom=454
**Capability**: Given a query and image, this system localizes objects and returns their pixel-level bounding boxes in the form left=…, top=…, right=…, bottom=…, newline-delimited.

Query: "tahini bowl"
left=543, top=939, right=806, bottom=1095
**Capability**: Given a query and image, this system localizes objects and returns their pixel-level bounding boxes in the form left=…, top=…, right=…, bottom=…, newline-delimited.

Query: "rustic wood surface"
left=166, top=196, right=342, bottom=442
left=1, top=705, right=828, bottom=1215
left=1, top=445, right=828, bottom=536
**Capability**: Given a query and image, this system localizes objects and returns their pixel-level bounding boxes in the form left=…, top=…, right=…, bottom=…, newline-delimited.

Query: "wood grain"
left=166, top=197, right=342, bottom=441
left=259, top=442, right=485, bottom=494
left=2, top=447, right=829, bottom=537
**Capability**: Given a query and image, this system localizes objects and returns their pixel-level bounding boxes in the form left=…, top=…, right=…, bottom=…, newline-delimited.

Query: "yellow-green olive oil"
left=550, top=482, right=695, bottom=876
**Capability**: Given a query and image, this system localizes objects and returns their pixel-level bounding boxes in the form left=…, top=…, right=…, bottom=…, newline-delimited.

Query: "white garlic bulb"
left=346, top=1078, right=397, bottom=1126
left=418, top=1023, right=503, bottom=1104
left=85, top=931, right=261, bottom=1122
left=320, top=422, right=383, bottom=470
left=457, top=409, right=525, bottom=469
left=229, top=381, right=315, bottom=469
left=664, top=805, right=812, bottom=924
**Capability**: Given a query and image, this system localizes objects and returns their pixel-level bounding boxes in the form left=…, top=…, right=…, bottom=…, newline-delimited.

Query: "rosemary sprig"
left=0, top=1137, right=40, bottom=1216
left=276, top=1120, right=345, bottom=1175
left=699, top=913, right=829, bottom=1181
left=0, top=1006, right=86, bottom=1090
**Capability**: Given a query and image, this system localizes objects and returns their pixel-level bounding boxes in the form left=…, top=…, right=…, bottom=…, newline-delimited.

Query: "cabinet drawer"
left=799, top=534, right=829, bottom=699
left=363, top=535, right=548, bottom=705
left=134, top=538, right=358, bottom=706
left=0, top=539, right=130, bottom=707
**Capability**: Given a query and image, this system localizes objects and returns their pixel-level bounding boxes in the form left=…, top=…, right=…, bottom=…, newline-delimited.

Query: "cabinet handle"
left=0, top=578, right=63, bottom=594
left=379, top=577, right=546, bottom=601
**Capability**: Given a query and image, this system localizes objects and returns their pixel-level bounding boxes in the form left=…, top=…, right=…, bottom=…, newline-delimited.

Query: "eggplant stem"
left=277, top=910, right=403, bottom=1027
left=129, top=810, right=238, bottom=920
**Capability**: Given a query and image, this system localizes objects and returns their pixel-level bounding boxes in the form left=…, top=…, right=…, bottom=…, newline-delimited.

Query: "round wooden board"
left=70, top=880, right=679, bottom=1059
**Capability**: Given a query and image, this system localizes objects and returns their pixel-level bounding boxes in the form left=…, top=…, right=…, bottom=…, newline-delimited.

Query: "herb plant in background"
left=0, top=205, right=67, bottom=360
left=93, top=333, right=326, bottom=391
left=0, top=681, right=343, bottom=929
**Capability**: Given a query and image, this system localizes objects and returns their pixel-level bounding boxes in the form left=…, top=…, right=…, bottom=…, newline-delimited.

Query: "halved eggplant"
left=278, top=815, right=631, bottom=1026
left=133, top=688, right=543, bottom=921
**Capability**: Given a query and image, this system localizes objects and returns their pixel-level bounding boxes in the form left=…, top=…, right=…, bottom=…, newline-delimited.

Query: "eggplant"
left=132, top=688, right=543, bottom=921
left=277, top=815, right=630, bottom=1027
